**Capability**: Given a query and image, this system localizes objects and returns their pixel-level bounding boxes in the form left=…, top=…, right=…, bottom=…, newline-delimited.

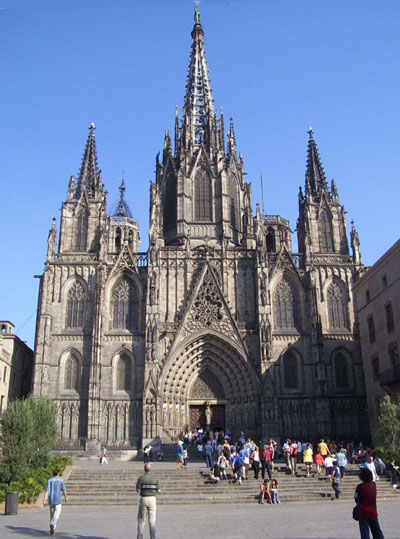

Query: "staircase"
left=64, top=462, right=399, bottom=506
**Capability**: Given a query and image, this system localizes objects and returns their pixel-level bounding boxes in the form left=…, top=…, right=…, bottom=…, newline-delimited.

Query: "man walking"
left=43, top=469, right=68, bottom=535
left=136, top=463, right=161, bottom=539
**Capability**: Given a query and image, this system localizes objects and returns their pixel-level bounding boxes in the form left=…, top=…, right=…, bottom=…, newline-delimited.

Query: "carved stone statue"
left=205, top=401, right=211, bottom=427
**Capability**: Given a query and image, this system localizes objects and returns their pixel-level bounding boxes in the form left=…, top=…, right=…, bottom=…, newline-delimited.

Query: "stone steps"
left=65, top=462, right=398, bottom=505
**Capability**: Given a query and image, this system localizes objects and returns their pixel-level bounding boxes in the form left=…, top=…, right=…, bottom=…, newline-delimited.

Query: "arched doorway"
left=188, top=368, right=226, bottom=431
left=160, top=334, right=259, bottom=440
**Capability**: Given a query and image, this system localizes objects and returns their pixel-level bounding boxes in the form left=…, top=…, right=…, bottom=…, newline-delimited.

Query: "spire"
left=351, top=220, right=361, bottom=265
left=181, top=5, right=216, bottom=149
left=75, top=123, right=100, bottom=198
left=305, top=127, right=328, bottom=195
left=227, top=117, right=237, bottom=157
left=111, top=178, right=133, bottom=218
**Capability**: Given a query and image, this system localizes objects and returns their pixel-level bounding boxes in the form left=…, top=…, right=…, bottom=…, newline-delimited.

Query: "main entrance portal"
left=189, top=404, right=225, bottom=431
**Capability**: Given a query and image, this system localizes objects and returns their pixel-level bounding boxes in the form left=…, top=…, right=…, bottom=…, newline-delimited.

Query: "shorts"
left=305, top=461, right=313, bottom=466
left=177, top=457, right=183, bottom=464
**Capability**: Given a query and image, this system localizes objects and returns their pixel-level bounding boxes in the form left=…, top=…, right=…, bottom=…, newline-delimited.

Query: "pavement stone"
left=1, top=497, right=399, bottom=538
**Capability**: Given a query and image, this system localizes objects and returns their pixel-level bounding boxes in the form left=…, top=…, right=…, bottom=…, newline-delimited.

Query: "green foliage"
left=0, top=395, right=58, bottom=483
left=378, top=394, right=400, bottom=450
left=0, top=457, right=72, bottom=504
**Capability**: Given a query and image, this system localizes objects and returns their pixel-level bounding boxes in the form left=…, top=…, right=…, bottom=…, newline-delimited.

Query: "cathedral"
left=33, top=9, right=369, bottom=450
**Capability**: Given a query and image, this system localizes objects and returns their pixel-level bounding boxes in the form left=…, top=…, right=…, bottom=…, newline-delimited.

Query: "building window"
left=368, top=316, right=376, bottom=344
left=0, top=396, right=3, bottom=413
left=274, top=280, right=299, bottom=329
left=66, top=282, right=85, bottom=328
left=366, top=290, right=370, bottom=303
left=385, top=303, right=394, bottom=333
left=64, top=354, right=79, bottom=390
left=266, top=227, right=276, bottom=253
left=334, top=352, right=349, bottom=388
left=3, top=366, right=7, bottom=383
left=283, top=351, right=299, bottom=389
left=228, top=176, right=239, bottom=229
left=382, top=275, right=387, bottom=288
left=327, top=282, right=348, bottom=329
left=318, top=209, right=334, bottom=252
left=163, top=172, right=177, bottom=232
left=116, top=355, right=131, bottom=391
left=75, top=209, right=88, bottom=251
left=389, top=343, right=400, bottom=368
left=195, top=171, right=212, bottom=221
left=115, top=227, right=122, bottom=251
left=112, top=279, right=137, bottom=330
left=371, top=355, right=380, bottom=382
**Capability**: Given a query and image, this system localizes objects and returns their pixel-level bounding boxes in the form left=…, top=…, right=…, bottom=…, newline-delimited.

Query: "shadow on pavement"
left=5, top=527, right=109, bottom=539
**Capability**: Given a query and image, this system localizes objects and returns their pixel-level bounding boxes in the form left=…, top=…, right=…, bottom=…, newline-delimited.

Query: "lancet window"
left=66, top=282, right=85, bottom=328
left=75, top=208, right=88, bottom=251
left=228, top=176, right=239, bottom=229
left=116, top=355, right=131, bottom=391
left=334, top=352, right=349, bottom=388
left=283, top=351, right=299, bottom=389
left=274, top=279, right=299, bottom=329
left=318, top=209, right=334, bottom=252
left=163, top=173, right=177, bottom=232
left=64, top=353, right=79, bottom=391
left=327, top=282, right=348, bottom=329
left=266, top=227, right=276, bottom=252
left=195, top=170, right=212, bottom=221
left=112, top=278, right=137, bottom=330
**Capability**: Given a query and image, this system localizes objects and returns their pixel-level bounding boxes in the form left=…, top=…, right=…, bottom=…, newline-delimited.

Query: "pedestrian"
left=143, top=445, right=151, bottom=464
left=354, top=468, right=385, bottom=539
left=43, top=469, right=68, bottom=536
left=336, top=448, right=348, bottom=479
left=100, top=445, right=108, bottom=464
left=315, top=452, right=324, bottom=477
left=331, top=460, right=341, bottom=499
left=363, top=456, right=379, bottom=482
left=176, top=440, right=184, bottom=469
left=204, top=440, right=213, bottom=469
left=251, top=445, right=261, bottom=480
left=303, top=443, right=313, bottom=477
left=258, top=479, right=271, bottom=504
left=388, top=458, right=399, bottom=490
left=232, top=450, right=244, bottom=485
left=136, top=463, right=161, bottom=539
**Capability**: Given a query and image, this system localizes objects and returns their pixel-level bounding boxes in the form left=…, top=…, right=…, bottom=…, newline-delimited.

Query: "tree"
left=378, top=394, right=400, bottom=449
left=0, top=396, right=58, bottom=482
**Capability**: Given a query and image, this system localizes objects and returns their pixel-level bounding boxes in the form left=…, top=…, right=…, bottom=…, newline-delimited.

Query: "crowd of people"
left=174, top=429, right=399, bottom=508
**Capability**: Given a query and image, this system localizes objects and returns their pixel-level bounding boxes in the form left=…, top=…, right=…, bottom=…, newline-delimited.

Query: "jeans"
left=261, top=460, right=272, bottom=480
left=137, top=496, right=157, bottom=539
left=205, top=454, right=213, bottom=468
left=332, top=481, right=340, bottom=498
left=49, top=504, right=62, bottom=530
left=359, top=518, right=384, bottom=539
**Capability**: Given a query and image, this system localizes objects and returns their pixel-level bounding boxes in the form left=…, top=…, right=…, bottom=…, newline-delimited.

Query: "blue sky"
left=1, top=0, right=399, bottom=348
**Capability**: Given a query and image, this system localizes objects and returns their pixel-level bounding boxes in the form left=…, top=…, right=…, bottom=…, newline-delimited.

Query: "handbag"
left=352, top=483, right=374, bottom=521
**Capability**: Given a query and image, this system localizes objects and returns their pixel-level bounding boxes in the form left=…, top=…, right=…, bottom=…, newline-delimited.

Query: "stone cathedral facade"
left=33, top=11, right=369, bottom=450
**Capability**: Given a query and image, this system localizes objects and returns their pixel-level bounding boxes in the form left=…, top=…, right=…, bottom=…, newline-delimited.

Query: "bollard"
left=5, top=491, right=18, bottom=515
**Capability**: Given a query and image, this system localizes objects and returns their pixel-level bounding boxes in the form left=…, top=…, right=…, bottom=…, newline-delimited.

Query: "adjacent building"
left=33, top=9, right=369, bottom=450
left=0, top=321, right=34, bottom=414
left=353, top=239, right=400, bottom=444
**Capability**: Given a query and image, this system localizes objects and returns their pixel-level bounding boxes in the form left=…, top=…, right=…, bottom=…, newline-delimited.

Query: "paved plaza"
left=1, top=497, right=399, bottom=539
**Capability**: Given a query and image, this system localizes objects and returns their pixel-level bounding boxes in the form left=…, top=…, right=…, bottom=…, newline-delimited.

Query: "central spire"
left=180, top=5, right=217, bottom=150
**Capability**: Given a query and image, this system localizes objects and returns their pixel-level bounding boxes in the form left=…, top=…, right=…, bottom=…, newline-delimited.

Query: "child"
left=258, top=479, right=271, bottom=504
left=270, top=479, right=280, bottom=503
left=315, top=453, right=324, bottom=476
left=183, top=447, right=189, bottom=469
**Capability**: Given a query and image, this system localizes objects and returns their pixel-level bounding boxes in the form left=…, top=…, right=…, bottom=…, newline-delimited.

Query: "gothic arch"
left=318, top=206, right=334, bottom=252
left=59, top=348, right=82, bottom=394
left=270, top=271, right=304, bottom=331
left=323, top=277, right=349, bottom=331
left=74, top=202, right=89, bottom=252
left=279, top=348, right=303, bottom=393
left=331, top=347, right=352, bottom=390
left=111, top=349, right=135, bottom=395
left=227, top=174, right=240, bottom=230
left=162, top=169, right=177, bottom=233
left=105, top=271, right=142, bottom=332
left=63, top=276, right=88, bottom=329
left=194, top=167, right=213, bottom=221
left=160, top=333, right=259, bottom=438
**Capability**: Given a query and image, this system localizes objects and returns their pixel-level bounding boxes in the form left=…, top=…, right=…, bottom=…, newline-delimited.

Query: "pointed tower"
left=297, top=127, right=349, bottom=265
left=58, top=124, right=107, bottom=256
left=108, top=179, right=140, bottom=254
left=153, top=6, right=254, bottom=248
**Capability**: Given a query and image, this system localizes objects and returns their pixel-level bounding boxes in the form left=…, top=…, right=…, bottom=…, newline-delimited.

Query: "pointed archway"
left=160, top=333, right=259, bottom=441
